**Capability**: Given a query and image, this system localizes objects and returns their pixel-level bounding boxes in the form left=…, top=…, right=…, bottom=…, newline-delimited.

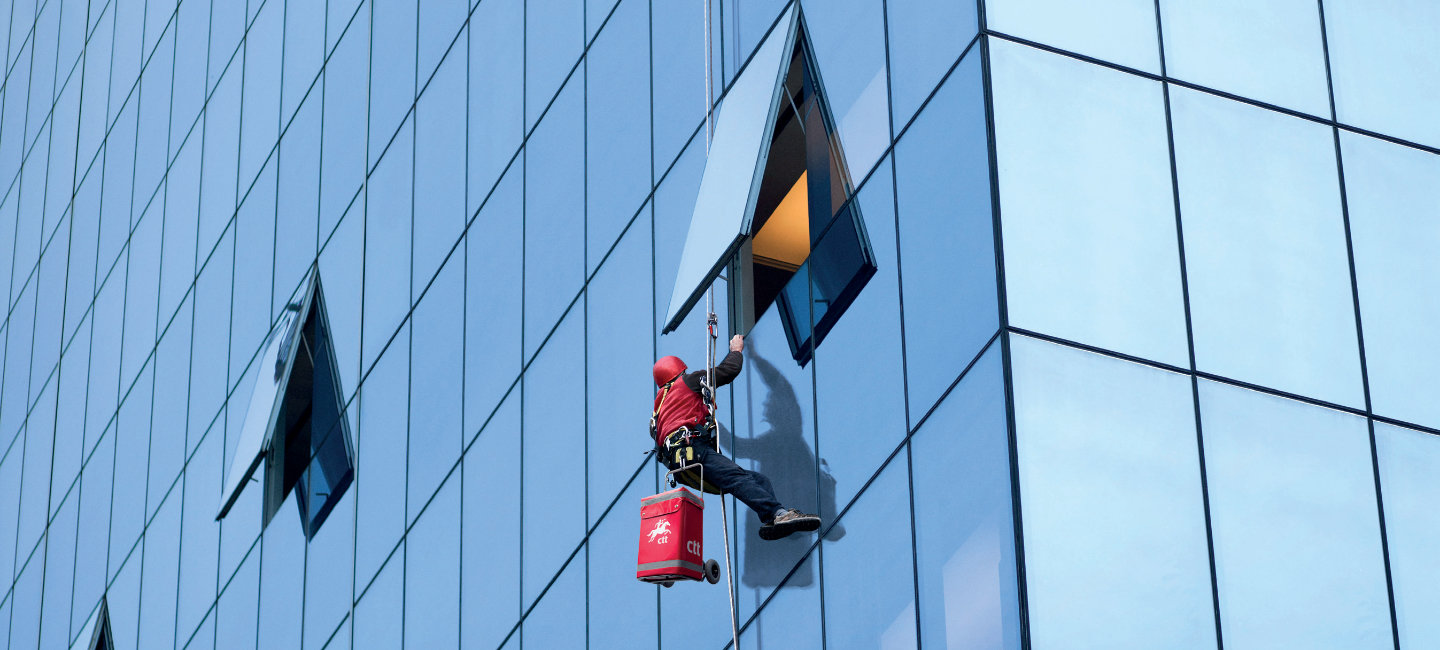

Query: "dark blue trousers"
left=663, top=441, right=782, bottom=523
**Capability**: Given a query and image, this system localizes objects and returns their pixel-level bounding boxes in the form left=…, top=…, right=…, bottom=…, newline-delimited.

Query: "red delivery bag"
left=636, top=487, right=704, bottom=583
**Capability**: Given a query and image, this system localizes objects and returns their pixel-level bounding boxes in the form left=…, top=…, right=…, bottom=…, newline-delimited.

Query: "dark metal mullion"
left=973, top=1, right=1030, bottom=642
left=1152, top=2, right=1225, bottom=646
left=1314, top=2, right=1400, bottom=647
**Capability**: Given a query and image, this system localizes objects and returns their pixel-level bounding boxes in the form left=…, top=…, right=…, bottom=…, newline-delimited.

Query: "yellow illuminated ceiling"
left=752, top=172, right=809, bottom=269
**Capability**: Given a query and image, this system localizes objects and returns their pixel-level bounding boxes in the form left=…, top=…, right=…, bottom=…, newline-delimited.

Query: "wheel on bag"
left=704, top=559, right=722, bottom=584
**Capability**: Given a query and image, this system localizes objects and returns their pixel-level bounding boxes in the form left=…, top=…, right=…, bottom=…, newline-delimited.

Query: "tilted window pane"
left=1159, top=0, right=1330, bottom=117
left=1171, top=88, right=1362, bottom=407
left=1375, top=422, right=1440, bottom=647
left=991, top=40, right=1187, bottom=367
left=1012, top=335, right=1215, bottom=647
left=1199, top=380, right=1391, bottom=647
left=1341, top=131, right=1440, bottom=430
left=664, top=6, right=799, bottom=333
left=987, top=0, right=1160, bottom=73
left=217, top=269, right=356, bottom=540
left=1324, top=0, right=1440, bottom=148
left=910, top=344, right=1020, bottom=649
left=802, top=0, right=891, bottom=175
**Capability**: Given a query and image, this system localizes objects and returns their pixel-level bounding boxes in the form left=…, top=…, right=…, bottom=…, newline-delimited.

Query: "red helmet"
left=653, top=356, right=687, bottom=386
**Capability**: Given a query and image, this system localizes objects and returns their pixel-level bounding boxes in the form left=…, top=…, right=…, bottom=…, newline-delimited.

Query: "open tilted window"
left=216, top=265, right=355, bottom=540
left=663, top=6, right=875, bottom=365
left=71, top=597, right=113, bottom=650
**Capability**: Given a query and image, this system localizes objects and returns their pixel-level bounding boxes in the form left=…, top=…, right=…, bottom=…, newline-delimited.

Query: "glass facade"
left=0, top=0, right=1436, bottom=648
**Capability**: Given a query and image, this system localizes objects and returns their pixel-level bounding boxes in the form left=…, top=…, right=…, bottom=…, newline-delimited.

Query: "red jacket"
left=652, top=351, right=744, bottom=446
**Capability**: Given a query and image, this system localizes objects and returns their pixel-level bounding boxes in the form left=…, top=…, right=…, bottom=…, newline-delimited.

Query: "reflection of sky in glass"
left=1375, top=423, right=1440, bottom=648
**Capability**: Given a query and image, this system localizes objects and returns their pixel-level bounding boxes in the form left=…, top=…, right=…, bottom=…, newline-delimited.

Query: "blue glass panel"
left=404, top=476, right=460, bottom=648
left=38, top=493, right=77, bottom=649
left=822, top=455, right=917, bottom=649
left=739, top=553, right=821, bottom=649
left=801, top=0, right=891, bottom=175
left=885, top=0, right=977, bottom=131
left=355, top=325, right=410, bottom=586
left=653, top=135, right=705, bottom=333
left=320, top=11, right=369, bottom=236
left=239, top=3, right=282, bottom=186
left=1341, top=132, right=1440, bottom=429
left=585, top=218, right=653, bottom=524
left=51, top=323, right=91, bottom=511
left=200, top=73, right=241, bottom=259
left=77, top=8, right=113, bottom=163
left=138, top=497, right=181, bottom=649
left=461, top=393, right=521, bottom=648
left=586, top=0, right=618, bottom=40
left=109, top=361, right=154, bottom=580
left=46, top=81, right=80, bottom=235
left=2, top=284, right=35, bottom=441
left=585, top=0, right=650, bottom=274
left=108, top=0, right=142, bottom=117
left=107, top=523, right=143, bottom=649
left=368, top=0, right=415, bottom=164
left=663, top=6, right=796, bottom=333
left=464, top=164, right=523, bottom=440
left=467, top=0, right=523, bottom=213
left=989, top=0, right=1158, bottom=72
left=1375, top=423, right=1440, bottom=647
left=419, top=0, right=466, bottom=79
left=229, top=161, right=277, bottom=388
left=522, top=308, right=585, bottom=605
left=521, top=550, right=586, bottom=648
left=525, top=0, right=583, bottom=128
left=17, top=383, right=56, bottom=563
left=649, top=0, right=716, bottom=170
left=302, top=448, right=357, bottom=650
left=587, top=475, right=658, bottom=649
left=134, top=29, right=174, bottom=202
left=1012, top=335, right=1215, bottom=646
left=1199, top=380, right=1390, bottom=647
left=362, top=116, right=412, bottom=371
left=70, top=432, right=112, bottom=637
left=812, top=158, right=906, bottom=514
left=317, top=195, right=365, bottom=406
left=1160, top=0, right=1328, bottom=116
left=1324, top=0, right=1440, bottom=148
left=910, top=344, right=1020, bottom=649
left=214, top=548, right=259, bottom=650
left=33, top=226, right=69, bottom=386
left=0, top=454, right=17, bottom=607
left=121, top=210, right=162, bottom=388
left=99, top=104, right=137, bottom=271
left=409, top=256, right=463, bottom=517
left=282, top=0, right=326, bottom=121
left=189, top=230, right=232, bottom=452
left=275, top=96, right=321, bottom=315
left=413, top=49, right=466, bottom=297
left=9, top=552, right=43, bottom=649
left=355, top=549, right=405, bottom=650
left=894, top=50, right=996, bottom=419
left=1171, top=88, right=1362, bottom=407
left=523, top=77, right=584, bottom=359
left=730, top=313, right=819, bottom=620
left=148, top=296, right=192, bottom=519
left=177, top=428, right=221, bottom=644
left=161, top=138, right=201, bottom=323
left=172, top=0, right=209, bottom=153
left=990, top=40, right=1188, bottom=367
left=257, top=497, right=305, bottom=650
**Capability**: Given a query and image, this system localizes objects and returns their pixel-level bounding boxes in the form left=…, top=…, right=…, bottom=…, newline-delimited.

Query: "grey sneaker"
left=758, top=508, right=821, bottom=540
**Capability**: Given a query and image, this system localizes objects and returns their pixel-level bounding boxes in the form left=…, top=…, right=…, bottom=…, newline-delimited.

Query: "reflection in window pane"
left=1324, top=0, right=1440, bottom=148
left=1171, top=88, right=1362, bottom=407
left=1375, top=423, right=1440, bottom=647
left=911, top=345, right=1020, bottom=649
left=1341, top=132, right=1440, bottom=430
left=895, top=50, right=997, bottom=419
left=1012, top=335, right=1215, bottom=647
left=991, top=40, right=1187, bottom=367
left=739, top=554, right=822, bottom=650
left=987, top=0, right=1160, bottom=72
left=822, top=457, right=916, bottom=650
left=1200, top=380, right=1390, bottom=648
left=1159, top=0, right=1329, bottom=116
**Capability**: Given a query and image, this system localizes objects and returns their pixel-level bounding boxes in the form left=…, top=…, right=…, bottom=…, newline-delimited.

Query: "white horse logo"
left=647, top=519, right=672, bottom=543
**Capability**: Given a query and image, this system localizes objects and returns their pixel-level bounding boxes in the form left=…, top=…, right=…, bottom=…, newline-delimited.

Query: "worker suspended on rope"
left=651, top=335, right=822, bottom=541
